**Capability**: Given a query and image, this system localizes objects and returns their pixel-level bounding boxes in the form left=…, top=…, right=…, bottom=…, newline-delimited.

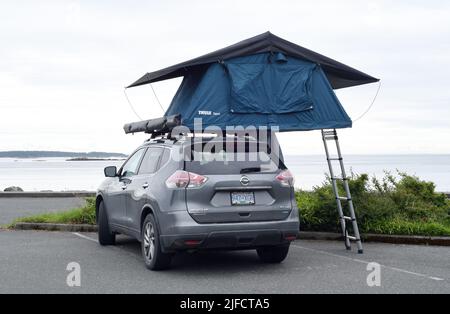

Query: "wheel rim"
left=143, top=222, right=155, bottom=261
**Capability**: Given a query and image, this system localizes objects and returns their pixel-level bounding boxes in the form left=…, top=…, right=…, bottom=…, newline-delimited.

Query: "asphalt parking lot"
left=1, top=197, right=449, bottom=294
left=0, top=229, right=449, bottom=294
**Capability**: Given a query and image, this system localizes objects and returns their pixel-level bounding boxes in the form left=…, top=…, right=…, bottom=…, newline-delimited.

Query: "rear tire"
left=257, top=244, right=290, bottom=263
left=141, top=214, right=173, bottom=270
left=98, top=201, right=116, bottom=246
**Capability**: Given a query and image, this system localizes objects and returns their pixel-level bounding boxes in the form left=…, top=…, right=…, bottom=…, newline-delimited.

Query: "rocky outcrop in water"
left=3, top=186, right=24, bottom=192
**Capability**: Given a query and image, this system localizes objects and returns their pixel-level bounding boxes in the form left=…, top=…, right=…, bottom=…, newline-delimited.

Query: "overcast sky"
left=1, top=0, right=449, bottom=155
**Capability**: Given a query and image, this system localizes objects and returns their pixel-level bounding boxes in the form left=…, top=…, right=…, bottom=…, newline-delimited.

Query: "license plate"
left=231, top=192, right=255, bottom=206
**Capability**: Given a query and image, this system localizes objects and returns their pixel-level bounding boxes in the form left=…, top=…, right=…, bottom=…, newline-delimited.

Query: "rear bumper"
left=161, top=229, right=298, bottom=252
left=159, top=210, right=299, bottom=252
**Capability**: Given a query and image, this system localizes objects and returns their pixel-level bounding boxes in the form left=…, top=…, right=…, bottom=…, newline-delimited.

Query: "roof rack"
left=123, top=114, right=181, bottom=137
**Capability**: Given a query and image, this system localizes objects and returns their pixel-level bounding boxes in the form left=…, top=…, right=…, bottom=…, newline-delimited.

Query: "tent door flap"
left=227, top=62, right=315, bottom=114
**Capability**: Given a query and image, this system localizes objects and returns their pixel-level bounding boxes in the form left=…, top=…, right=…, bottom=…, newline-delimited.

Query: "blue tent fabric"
left=165, top=52, right=352, bottom=132
left=226, top=56, right=316, bottom=114
left=127, top=32, right=379, bottom=89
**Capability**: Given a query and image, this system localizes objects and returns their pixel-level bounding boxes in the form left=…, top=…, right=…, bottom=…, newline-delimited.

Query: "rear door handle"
left=142, top=183, right=149, bottom=189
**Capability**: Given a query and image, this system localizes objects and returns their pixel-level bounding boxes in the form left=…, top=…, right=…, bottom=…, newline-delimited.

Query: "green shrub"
left=296, top=172, right=450, bottom=236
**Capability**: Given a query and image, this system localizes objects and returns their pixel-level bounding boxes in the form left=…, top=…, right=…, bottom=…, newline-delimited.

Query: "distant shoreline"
left=66, top=157, right=126, bottom=161
left=0, top=150, right=127, bottom=159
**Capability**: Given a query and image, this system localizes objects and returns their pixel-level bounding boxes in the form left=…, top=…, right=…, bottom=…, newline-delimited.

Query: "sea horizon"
left=1, top=154, right=449, bottom=192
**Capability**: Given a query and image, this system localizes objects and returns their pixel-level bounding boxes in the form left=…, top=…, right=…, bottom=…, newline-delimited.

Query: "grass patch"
left=296, top=171, right=450, bottom=237
left=9, top=197, right=96, bottom=228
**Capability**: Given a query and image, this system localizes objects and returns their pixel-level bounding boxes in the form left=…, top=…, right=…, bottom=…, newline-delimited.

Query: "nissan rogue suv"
left=96, top=135, right=299, bottom=270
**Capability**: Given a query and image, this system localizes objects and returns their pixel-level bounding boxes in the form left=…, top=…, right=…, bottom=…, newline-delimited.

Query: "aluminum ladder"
left=321, top=129, right=364, bottom=254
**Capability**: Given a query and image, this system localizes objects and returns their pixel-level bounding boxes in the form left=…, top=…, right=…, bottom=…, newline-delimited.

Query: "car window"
left=185, top=141, right=285, bottom=175
left=139, top=147, right=164, bottom=174
left=157, top=148, right=171, bottom=171
left=121, top=148, right=146, bottom=177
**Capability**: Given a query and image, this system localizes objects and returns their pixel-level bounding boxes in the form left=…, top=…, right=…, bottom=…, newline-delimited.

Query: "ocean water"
left=0, top=155, right=449, bottom=192
left=283, top=154, right=450, bottom=191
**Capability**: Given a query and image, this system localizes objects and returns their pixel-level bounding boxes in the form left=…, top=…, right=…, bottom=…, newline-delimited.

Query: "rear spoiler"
left=123, top=114, right=181, bottom=135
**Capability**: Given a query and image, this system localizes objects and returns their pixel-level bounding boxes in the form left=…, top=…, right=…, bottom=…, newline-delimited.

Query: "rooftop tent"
left=125, top=32, right=378, bottom=253
left=127, top=32, right=379, bottom=131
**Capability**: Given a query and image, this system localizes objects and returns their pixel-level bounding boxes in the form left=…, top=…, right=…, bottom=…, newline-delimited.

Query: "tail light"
left=166, top=170, right=208, bottom=189
left=276, top=169, right=294, bottom=187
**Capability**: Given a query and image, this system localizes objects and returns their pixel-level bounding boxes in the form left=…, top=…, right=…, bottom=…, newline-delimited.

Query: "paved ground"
left=0, top=197, right=86, bottom=225
left=0, top=229, right=449, bottom=294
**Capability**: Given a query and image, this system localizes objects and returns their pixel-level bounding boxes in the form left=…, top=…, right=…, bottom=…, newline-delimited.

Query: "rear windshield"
left=184, top=141, right=285, bottom=175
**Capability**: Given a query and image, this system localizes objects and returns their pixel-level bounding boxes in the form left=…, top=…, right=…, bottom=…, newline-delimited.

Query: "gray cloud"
left=0, top=0, right=449, bottom=154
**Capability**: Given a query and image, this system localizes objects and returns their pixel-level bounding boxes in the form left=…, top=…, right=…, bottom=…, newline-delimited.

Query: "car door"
left=124, top=146, right=165, bottom=231
left=106, top=148, right=146, bottom=228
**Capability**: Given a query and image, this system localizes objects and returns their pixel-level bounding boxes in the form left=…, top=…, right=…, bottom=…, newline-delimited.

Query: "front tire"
left=257, top=244, right=290, bottom=263
left=141, top=214, right=172, bottom=270
left=97, top=201, right=116, bottom=246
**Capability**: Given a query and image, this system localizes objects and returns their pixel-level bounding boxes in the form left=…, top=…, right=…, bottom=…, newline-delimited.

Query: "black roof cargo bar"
left=123, top=114, right=181, bottom=136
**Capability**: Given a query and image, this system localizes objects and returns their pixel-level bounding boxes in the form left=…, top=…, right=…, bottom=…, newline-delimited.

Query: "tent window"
left=227, top=62, right=315, bottom=114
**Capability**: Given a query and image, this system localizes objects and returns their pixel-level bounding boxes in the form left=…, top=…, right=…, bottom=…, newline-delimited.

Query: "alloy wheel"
left=143, top=222, right=155, bottom=261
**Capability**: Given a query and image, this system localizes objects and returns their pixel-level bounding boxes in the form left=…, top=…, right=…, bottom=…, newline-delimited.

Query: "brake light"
left=187, top=172, right=208, bottom=188
left=165, top=170, right=208, bottom=189
left=276, top=170, right=294, bottom=187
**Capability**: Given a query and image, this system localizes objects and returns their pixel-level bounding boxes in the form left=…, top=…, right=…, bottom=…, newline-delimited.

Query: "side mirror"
left=104, top=166, right=117, bottom=178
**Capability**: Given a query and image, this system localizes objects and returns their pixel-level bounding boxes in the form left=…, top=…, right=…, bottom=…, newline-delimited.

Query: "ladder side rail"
left=333, top=131, right=364, bottom=254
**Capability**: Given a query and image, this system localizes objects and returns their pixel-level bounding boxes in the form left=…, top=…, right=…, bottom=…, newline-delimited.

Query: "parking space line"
left=72, top=232, right=98, bottom=243
left=72, top=232, right=143, bottom=262
left=291, top=243, right=445, bottom=282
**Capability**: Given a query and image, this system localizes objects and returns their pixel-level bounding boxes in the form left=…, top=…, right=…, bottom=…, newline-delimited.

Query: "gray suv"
left=96, top=136, right=299, bottom=270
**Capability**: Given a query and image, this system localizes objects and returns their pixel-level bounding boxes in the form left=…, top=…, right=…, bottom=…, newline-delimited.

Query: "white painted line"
left=72, top=232, right=98, bottom=243
left=291, top=244, right=445, bottom=282
left=72, top=232, right=142, bottom=262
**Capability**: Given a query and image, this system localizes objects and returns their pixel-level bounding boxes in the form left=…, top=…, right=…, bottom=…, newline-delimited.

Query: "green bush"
left=296, top=172, right=450, bottom=236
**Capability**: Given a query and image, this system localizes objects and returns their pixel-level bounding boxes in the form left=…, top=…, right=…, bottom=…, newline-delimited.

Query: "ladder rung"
left=322, top=130, right=337, bottom=136
left=346, top=235, right=359, bottom=241
left=323, top=136, right=338, bottom=141
left=331, top=176, right=349, bottom=181
left=343, top=216, right=355, bottom=221
left=337, top=197, right=351, bottom=201
left=327, top=157, right=343, bottom=161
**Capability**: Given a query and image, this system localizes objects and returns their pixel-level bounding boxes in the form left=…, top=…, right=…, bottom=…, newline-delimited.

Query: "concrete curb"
left=298, top=231, right=450, bottom=246
left=9, top=223, right=450, bottom=246
left=13, top=222, right=98, bottom=232
left=0, top=192, right=96, bottom=198
left=1, top=192, right=447, bottom=198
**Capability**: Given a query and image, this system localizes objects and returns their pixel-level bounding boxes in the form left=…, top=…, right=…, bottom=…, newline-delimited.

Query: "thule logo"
left=198, top=110, right=220, bottom=116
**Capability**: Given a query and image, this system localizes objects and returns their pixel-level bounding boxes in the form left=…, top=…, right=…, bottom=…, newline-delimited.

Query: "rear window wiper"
left=240, top=167, right=261, bottom=174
